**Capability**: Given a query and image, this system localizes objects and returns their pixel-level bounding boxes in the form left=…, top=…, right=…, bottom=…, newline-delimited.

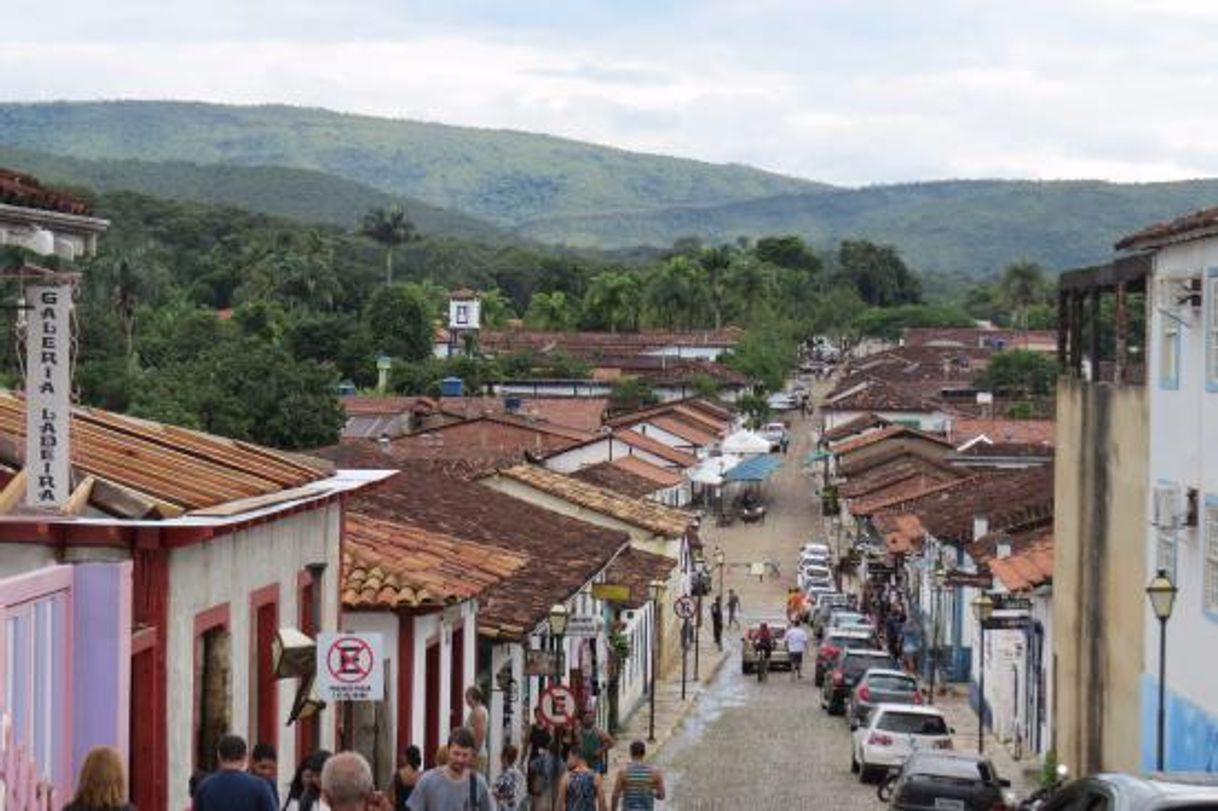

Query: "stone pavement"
left=932, top=685, right=1043, bottom=797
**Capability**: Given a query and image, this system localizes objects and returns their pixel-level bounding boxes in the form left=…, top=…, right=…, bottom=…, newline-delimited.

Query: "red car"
left=814, top=628, right=876, bottom=686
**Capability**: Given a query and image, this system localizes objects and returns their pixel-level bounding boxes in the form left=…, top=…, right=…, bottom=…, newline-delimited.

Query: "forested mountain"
left=4, top=100, right=1218, bottom=277
left=0, top=101, right=823, bottom=224
left=0, top=145, right=514, bottom=242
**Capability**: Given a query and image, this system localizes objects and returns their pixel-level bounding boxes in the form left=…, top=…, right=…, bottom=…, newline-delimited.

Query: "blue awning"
left=805, top=450, right=830, bottom=463
left=724, top=454, right=783, bottom=482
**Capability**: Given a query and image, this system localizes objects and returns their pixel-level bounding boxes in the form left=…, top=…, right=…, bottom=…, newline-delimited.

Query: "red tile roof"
left=341, top=396, right=437, bottom=417
left=902, top=328, right=1057, bottom=352
left=872, top=513, right=927, bottom=554
left=821, top=413, right=891, bottom=443
left=607, top=455, right=684, bottom=488
left=343, top=512, right=527, bottom=609
left=948, top=419, right=1055, bottom=447
left=0, top=168, right=93, bottom=216
left=969, top=518, right=1054, bottom=592
left=616, top=430, right=698, bottom=467
left=647, top=415, right=718, bottom=447
left=602, top=547, right=678, bottom=608
left=830, top=424, right=952, bottom=457
left=340, top=464, right=631, bottom=639
left=848, top=474, right=965, bottom=517
left=437, top=397, right=608, bottom=433
left=480, top=328, right=743, bottom=358
left=571, top=461, right=663, bottom=499
left=823, top=378, right=942, bottom=414
left=385, top=415, right=592, bottom=469
left=606, top=399, right=729, bottom=434
left=1115, top=205, right=1218, bottom=251
left=839, top=456, right=959, bottom=499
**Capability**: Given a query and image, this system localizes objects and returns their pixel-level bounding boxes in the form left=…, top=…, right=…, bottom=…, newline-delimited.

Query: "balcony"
left=1057, top=253, right=1150, bottom=385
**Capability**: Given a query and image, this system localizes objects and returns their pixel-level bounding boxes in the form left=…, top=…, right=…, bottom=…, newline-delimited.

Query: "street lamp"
left=928, top=559, right=946, bottom=705
left=549, top=603, right=569, bottom=686
left=713, top=546, right=726, bottom=596
left=971, top=591, right=994, bottom=754
left=647, top=580, right=666, bottom=742
left=1146, top=569, right=1178, bottom=771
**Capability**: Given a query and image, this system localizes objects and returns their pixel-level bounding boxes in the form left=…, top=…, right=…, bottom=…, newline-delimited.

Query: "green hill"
left=517, top=179, right=1218, bottom=275
left=0, top=145, right=514, bottom=242
left=0, top=100, right=825, bottom=225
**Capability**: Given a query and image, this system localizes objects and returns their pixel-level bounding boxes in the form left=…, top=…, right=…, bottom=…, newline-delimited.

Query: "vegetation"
left=974, top=350, right=1059, bottom=399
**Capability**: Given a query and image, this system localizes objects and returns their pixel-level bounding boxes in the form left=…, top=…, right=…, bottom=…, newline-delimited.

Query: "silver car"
left=848, top=668, right=923, bottom=726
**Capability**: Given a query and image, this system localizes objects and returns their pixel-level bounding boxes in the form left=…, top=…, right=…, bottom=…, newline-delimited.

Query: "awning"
left=724, top=454, right=783, bottom=482
left=721, top=429, right=772, bottom=455
left=805, top=450, right=830, bottom=463
left=687, top=454, right=742, bottom=486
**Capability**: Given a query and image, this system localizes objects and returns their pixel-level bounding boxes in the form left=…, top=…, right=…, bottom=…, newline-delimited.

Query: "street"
left=654, top=403, right=885, bottom=808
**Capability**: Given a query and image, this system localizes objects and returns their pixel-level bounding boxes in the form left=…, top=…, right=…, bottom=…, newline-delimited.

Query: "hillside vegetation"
left=0, top=101, right=822, bottom=225
left=0, top=145, right=513, bottom=242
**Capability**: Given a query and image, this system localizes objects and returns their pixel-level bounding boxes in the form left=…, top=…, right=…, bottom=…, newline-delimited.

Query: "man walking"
left=726, top=589, right=741, bottom=629
left=408, top=727, right=496, bottom=810
left=785, top=621, right=808, bottom=680
left=710, top=597, right=724, bottom=650
left=193, top=735, right=277, bottom=811
left=577, top=712, right=614, bottom=775
left=321, top=751, right=392, bottom=811
left=610, top=741, right=665, bottom=811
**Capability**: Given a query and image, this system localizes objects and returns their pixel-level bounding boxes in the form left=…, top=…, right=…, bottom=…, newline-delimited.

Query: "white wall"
left=0, top=542, right=57, bottom=580
left=824, top=409, right=948, bottom=432
left=165, top=503, right=341, bottom=809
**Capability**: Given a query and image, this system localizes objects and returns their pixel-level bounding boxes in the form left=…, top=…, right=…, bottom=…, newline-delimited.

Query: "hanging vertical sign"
left=25, top=284, right=72, bottom=510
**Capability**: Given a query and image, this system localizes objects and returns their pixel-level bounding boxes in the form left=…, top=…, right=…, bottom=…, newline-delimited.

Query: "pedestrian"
left=465, top=686, right=490, bottom=774
left=526, top=728, right=564, bottom=811
left=577, top=712, right=614, bottom=776
left=710, top=597, right=724, bottom=650
left=250, top=742, right=279, bottom=804
left=282, top=751, right=330, bottom=811
left=63, top=746, right=133, bottom=811
left=390, top=746, right=423, bottom=811
left=492, top=744, right=526, bottom=811
left=556, top=749, right=606, bottom=811
left=785, top=621, right=808, bottom=680
left=753, top=623, right=775, bottom=682
left=193, top=734, right=277, bottom=811
left=407, top=727, right=494, bottom=811
left=726, top=589, right=741, bottom=629
left=609, top=741, right=665, bottom=811
left=321, top=751, right=392, bottom=811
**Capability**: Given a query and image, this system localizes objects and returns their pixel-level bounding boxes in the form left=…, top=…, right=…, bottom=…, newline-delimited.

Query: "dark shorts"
left=790, top=651, right=804, bottom=669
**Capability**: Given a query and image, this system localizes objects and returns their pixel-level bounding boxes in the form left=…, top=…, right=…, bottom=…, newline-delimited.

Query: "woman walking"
left=64, top=747, right=134, bottom=811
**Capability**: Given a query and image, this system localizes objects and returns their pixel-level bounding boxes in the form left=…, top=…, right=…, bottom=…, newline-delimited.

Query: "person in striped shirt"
left=610, top=741, right=665, bottom=811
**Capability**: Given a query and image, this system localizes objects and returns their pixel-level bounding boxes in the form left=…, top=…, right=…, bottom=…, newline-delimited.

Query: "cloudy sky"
left=4, top=0, right=1218, bottom=185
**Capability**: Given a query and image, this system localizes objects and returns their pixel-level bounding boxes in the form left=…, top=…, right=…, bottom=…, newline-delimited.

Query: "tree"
left=852, top=304, right=976, bottom=342
left=754, top=235, right=821, bottom=273
left=644, top=257, right=711, bottom=329
left=477, top=288, right=516, bottom=328
left=721, top=317, right=797, bottom=392
left=999, top=260, right=1046, bottom=329
left=724, top=257, right=776, bottom=323
left=609, top=377, right=658, bottom=414
left=523, top=291, right=579, bottom=330
left=973, top=349, right=1058, bottom=399
left=360, top=206, right=417, bottom=285
left=835, top=240, right=921, bottom=307
left=698, top=244, right=736, bottom=329
left=582, top=271, right=642, bottom=332
left=364, top=284, right=434, bottom=361
left=807, top=284, right=867, bottom=352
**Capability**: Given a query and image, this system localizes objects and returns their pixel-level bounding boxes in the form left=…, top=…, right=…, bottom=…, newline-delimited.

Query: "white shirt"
left=785, top=626, right=809, bottom=654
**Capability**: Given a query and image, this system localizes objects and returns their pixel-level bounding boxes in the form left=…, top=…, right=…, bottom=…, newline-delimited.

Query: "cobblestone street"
left=651, top=402, right=886, bottom=809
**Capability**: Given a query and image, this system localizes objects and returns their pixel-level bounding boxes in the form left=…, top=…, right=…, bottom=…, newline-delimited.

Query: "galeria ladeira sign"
left=25, top=284, right=72, bottom=509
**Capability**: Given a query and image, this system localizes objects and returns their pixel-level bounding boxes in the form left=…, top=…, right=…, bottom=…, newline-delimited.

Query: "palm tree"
left=644, top=257, right=711, bottom=329
left=699, top=244, right=735, bottom=329
left=999, top=259, right=1045, bottom=330
left=583, top=271, right=642, bottom=332
left=725, top=257, right=775, bottom=323
left=360, top=206, right=416, bottom=285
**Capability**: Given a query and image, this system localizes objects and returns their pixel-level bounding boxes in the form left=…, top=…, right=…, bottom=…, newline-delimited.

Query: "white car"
left=801, top=542, right=831, bottom=557
left=799, top=566, right=833, bottom=591
left=851, top=704, right=953, bottom=783
left=767, top=393, right=797, bottom=411
left=800, top=551, right=831, bottom=568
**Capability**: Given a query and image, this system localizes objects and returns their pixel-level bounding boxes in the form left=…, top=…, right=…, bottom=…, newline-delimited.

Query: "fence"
left=0, top=712, right=56, bottom=811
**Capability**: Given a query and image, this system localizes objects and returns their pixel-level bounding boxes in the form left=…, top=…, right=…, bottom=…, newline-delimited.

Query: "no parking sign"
left=317, top=632, right=384, bottom=702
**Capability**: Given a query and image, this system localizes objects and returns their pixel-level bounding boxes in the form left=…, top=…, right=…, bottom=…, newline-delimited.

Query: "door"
left=425, top=643, right=440, bottom=767
left=450, top=625, right=465, bottom=731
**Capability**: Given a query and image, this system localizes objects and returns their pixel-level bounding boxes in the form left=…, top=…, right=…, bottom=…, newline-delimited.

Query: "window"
left=1154, top=484, right=1180, bottom=579
left=1159, top=278, right=1181, bottom=389
left=1207, top=272, right=1218, bottom=390
left=455, top=304, right=469, bottom=325
left=1206, top=500, right=1218, bottom=613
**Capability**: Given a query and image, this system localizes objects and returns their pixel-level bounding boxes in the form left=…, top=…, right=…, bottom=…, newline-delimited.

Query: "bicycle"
left=756, top=648, right=771, bottom=682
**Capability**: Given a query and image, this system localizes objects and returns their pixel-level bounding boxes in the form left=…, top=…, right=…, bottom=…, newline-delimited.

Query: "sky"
left=4, top=0, right=1218, bottom=186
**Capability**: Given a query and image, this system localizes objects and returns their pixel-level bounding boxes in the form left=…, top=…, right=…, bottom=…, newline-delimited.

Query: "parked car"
left=823, top=649, right=898, bottom=714
left=805, top=584, right=836, bottom=606
left=798, top=564, right=833, bottom=591
left=814, top=629, right=878, bottom=686
left=811, top=595, right=853, bottom=637
left=799, top=550, right=831, bottom=568
left=740, top=619, right=790, bottom=674
left=1038, top=773, right=1218, bottom=810
left=826, top=610, right=870, bottom=633
left=851, top=704, right=952, bottom=782
left=849, top=668, right=922, bottom=726
left=767, top=393, right=798, bottom=411
left=801, top=542, right=831, bottom=557
left=877, top=752, right=1012, bottom=810
left=760, top=421, right=788, bottom=450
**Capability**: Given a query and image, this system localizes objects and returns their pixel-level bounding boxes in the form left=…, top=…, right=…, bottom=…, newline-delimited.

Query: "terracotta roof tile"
left=647, top=415, right=719, bottom=447
left=830, top=424, right=952, bottom=457
left=615, top=429, right=698, bottom=467
left=969, top=518, right=1054, bottom=592
left=822, top=413, right=891, bottom=443
left=848, top=474, right=965, bottom=517
left=902, top=328, right=1057, bottom=351
left=437, top=397, right=608, bottom=433
left=498, top=464, right=692, bottom=537
left=872, top=513, right=927, bottom=554
left=947, top=419, right=1056, bottom=447
left=480, top=328, right=743, bottom=359
left=337, top=464, right=630, bottom=639
left=607, top=456, right=684, bottom=488
left=341, top=396, right=437, bottom=417
left=1115, top=205, right=1218, bottom=251
left=0, top=168, right=93, bottom=216
left=343, top=513, right=527, bottom=609
left=839, top=456, right=959, bottom=499
left=823, top=378, right=942, bottom=414
left=603, top=547, right=678, bottom=608
left=385, top=416, right=591, bottom=469
left=606, top=399, right=729, bottom=433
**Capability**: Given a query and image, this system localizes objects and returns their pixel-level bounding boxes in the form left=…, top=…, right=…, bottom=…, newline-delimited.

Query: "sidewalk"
left=606, top=631, right=727, bottom=776
left=933, top=685, right=1042, bottom=797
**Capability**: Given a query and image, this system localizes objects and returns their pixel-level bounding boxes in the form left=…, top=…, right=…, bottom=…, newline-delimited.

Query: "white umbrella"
left=687, top=454, right=742, bottom=486
left=721, top=429, right=772, bottom=455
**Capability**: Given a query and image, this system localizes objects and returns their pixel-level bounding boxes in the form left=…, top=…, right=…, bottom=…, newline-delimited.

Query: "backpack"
left=528, top=751, right=557, bottom=797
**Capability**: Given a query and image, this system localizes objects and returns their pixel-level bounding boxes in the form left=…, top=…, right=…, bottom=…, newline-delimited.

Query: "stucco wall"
left=165, top=504, right=341, bottom=808
left=1052, top=377, right=1148, bottom=774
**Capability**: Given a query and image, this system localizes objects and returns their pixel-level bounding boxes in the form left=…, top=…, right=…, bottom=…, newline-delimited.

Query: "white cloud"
left=3, top=1, right=1218, bottom=185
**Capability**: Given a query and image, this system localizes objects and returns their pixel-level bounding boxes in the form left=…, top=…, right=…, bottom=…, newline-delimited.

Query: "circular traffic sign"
left=538, top=685, right=578, bottom=727
left=326, top=635, right=375, bottom=684
left=673, top=595, right=696, bottom=619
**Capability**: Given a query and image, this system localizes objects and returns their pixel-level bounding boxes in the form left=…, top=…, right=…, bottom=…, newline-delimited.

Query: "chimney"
left=973, top=514, right=989, bottom=541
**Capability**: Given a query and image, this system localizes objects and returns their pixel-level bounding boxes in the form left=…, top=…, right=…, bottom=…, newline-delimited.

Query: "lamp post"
left=714, top=547, right=726, bottom=597
left=549, top=603, right=569, bottom=687
left=1146, top=569, right=1178, bottom=771
left=929, top=559, right=946, bottom=706
left=647, top=579, right=666, bottom=742
left=971, top=591, right=994, bottom=754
